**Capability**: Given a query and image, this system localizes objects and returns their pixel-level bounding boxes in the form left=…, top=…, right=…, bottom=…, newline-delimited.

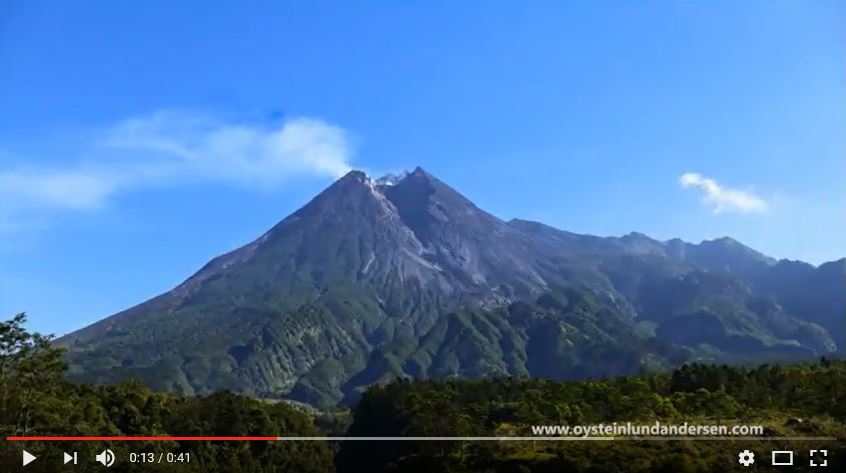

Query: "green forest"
left=2, top=313, right=843, bottom=472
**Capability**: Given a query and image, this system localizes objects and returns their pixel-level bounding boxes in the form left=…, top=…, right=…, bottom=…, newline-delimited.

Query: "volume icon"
left=64, top=451, right=78, bottom=464
left=95, top=449, right=115, bottom=467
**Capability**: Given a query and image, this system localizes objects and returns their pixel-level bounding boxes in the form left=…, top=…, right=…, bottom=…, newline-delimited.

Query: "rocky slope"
left=59, top=168, right=843, bottom=406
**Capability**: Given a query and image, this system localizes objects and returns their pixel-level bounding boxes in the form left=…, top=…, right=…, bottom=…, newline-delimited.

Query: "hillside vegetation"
left=1, top=314, right=333, bottom=473
left=338, top=361, right=846, bottom=472
left=57, top=169, right=845, bottom=406
left=4, top=314, right=844, bottom=472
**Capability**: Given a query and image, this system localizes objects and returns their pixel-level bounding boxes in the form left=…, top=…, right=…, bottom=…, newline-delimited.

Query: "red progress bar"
left=7, top=436, right=278, bottom=441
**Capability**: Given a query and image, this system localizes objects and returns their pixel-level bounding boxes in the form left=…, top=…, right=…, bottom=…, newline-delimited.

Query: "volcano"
left=60, top=168, right=843, bottom=406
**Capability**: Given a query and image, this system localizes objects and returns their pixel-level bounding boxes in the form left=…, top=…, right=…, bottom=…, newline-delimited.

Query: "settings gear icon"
left=738, top=450, right=755, bottom=467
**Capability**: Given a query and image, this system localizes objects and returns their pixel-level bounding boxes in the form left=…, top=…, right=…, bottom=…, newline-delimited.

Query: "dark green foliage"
left=0, top=314, right=334, bottom=473
left=3, top=314, right=846, bottom=472
left=338, top=360, right=846, bottom=473
left=0, top=312, right=67, bottom=436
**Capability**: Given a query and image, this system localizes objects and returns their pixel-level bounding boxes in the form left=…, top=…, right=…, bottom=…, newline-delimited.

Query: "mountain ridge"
left=59, top=168, right=844, bottom=406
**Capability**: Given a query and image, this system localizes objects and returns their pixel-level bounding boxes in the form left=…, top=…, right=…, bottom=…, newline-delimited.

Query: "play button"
left=22, top=450, right=36, bottom=466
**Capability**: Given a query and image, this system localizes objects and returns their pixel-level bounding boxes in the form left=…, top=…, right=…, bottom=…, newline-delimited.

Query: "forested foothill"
left=3, top=314, right=843, bottom=472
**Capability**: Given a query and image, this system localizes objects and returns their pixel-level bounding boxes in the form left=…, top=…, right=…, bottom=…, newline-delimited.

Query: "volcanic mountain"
left=60, top=168, right=844, bottom=406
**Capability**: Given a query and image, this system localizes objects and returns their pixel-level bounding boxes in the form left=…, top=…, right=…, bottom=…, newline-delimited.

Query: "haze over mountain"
left=59, top=168, right=845, bottom=406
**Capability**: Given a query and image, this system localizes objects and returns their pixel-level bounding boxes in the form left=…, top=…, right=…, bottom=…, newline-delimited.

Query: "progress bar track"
left=6, top=436, right=840, bottom=442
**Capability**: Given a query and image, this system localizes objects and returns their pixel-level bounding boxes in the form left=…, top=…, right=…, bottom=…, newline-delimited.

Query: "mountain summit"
left=60, top=168, right=844, bottom=406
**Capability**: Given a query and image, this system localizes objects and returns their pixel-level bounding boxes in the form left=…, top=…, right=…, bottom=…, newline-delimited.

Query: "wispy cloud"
left=101, top=111, right=353, bottom=183
left=0, top=171, right=120, bottom=211
left=679, top=172, right=767, bottom=214
left=0, top=111, right=355, bottom=223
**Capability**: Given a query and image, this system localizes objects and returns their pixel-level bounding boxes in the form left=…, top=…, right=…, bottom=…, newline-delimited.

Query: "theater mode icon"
left=771, top=450, right=794, bottom=466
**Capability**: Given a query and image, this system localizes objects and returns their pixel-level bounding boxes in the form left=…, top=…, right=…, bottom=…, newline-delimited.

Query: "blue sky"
left=1, top=1, right=844, bottom=336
